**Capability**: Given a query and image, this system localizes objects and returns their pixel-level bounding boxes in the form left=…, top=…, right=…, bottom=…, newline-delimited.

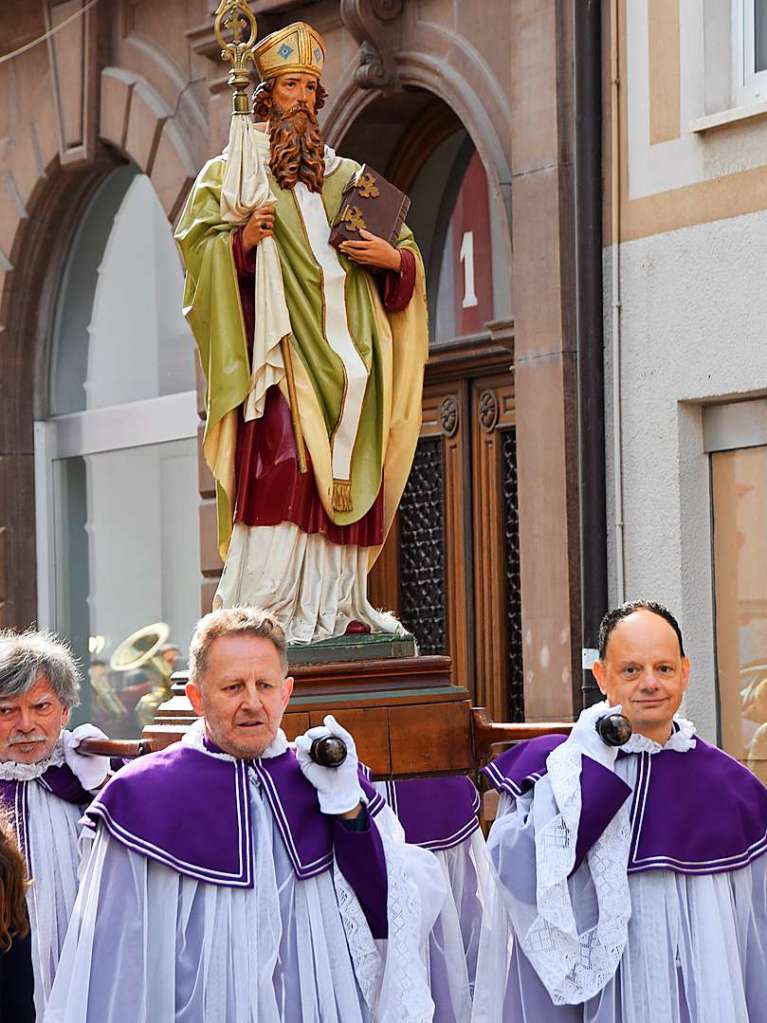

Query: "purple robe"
left=483, top=733, right=767, bottom=874
left=86, top=740, right=390, bottom=937
left=475, top=730, right=767, bottom=1022
left=0, top=763, right=90, bottom=865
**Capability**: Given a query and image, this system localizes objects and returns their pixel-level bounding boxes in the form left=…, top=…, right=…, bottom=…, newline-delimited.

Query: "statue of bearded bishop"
left=175, top=21, right=428, bottom=644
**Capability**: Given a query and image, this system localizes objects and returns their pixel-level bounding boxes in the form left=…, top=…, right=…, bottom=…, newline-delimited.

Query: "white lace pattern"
left=524, top=739, right=633, bottom=1005
left=621, top=716, right=696, bottom=756
left=333, top=862, right=384, bottom=1009
left=334, top=810, right=437, bottom=1023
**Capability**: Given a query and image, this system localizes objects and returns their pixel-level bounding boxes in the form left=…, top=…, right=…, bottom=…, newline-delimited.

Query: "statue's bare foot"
left=345, top=620, right=371, bottom=635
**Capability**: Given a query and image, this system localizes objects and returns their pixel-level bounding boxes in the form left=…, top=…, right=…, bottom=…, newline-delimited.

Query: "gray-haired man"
left=0, top=629, right=109, bottom=1016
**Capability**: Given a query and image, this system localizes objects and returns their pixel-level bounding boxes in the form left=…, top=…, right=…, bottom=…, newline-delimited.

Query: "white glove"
left=61, top=724, right=110, bottom=792
left=294, top=715, right=364, bottom=816
left=568, top=700, right=623, bottom=770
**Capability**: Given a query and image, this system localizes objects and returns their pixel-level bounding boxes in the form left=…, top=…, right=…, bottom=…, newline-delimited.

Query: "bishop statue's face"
left=592, top=609, right=690, bottom=745
left=186, top=634, right=294, bottom=759
left=263, top=72, right=325, bottom=194
left=270, top=72, right=319, bottom=116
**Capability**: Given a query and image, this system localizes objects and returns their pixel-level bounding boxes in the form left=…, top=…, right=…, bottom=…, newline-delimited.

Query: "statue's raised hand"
left=242, top=203, right=276, bottom=254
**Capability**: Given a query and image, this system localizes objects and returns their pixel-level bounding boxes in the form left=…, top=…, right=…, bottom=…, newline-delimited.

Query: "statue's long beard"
left=268, top=103, right=325, bottom=193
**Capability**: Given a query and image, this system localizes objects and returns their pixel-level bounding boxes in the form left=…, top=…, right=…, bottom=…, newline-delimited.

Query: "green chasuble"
left=175, top=134, right=428, bottom=560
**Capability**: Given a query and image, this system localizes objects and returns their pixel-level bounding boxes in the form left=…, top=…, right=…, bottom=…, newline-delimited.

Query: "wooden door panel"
left=470, top=376, right=521, bottom=722
left=387, top=381, right=473, bottom=692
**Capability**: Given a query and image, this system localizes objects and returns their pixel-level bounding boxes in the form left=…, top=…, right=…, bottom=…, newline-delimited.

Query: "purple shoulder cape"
left=85, top=742, right=385, bottom=887
left=0, top=764, right=92, bottom=863
left=376, top=776, right=480, bottom=850
left=483, top=734, right=767, bottom=876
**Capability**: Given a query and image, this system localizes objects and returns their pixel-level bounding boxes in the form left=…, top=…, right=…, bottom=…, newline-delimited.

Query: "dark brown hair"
left=252, top=78, right=328, bottom=193
left=598, top=600, right=685, bottom=660
left=0, top=808, right=29, bottom=952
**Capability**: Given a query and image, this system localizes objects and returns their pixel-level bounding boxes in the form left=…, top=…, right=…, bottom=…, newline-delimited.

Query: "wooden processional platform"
left=143, top=653, right=573, bottom=779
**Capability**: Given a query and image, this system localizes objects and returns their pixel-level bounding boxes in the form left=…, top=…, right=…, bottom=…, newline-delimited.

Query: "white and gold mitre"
left=253, top=22, right=326, bottom=81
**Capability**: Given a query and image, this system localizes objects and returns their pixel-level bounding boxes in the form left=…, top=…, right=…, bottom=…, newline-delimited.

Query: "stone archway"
left=321, top=48, right=513, bottom=278
left=98, top=67, right=198, bottom=222
left=0, top=64, right=202, bottom=629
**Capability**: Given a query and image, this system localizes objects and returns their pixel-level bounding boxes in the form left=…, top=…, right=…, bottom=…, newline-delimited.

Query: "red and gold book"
left=329, top=165, right=411, bottom=248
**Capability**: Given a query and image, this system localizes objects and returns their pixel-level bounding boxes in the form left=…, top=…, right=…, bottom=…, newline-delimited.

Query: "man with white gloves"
left=46, top=606, right=471, bottom=1022
left=474, top=600, right=767, bottom=1022
left=0, top=629, right=109, bottom=1016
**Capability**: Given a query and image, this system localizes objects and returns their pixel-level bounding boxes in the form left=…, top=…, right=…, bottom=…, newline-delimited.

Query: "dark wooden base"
left=138, top=656, right=577, bottom=779
left=144, top=655, right=475, bottom=778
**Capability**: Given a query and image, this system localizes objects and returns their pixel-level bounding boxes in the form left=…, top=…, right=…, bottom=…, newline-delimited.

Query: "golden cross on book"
left=340, top=205, right=367, bottom=233
left=357, top=172, right=380, bottom=199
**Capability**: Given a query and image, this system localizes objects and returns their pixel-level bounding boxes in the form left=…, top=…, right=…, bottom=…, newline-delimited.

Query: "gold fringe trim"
left=332, top=478, right=353, bottom=512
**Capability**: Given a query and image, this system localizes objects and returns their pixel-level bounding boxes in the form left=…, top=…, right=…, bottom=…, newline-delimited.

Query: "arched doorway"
left=336, top=89, right=520, bottom=722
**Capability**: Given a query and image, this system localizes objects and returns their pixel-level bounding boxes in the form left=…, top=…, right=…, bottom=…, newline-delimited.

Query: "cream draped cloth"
left=219, top=115, right=288, bottom=423
left=219, top=116, right=345, bottom=424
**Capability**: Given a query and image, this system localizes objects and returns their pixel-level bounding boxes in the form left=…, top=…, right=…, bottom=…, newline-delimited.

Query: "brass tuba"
left=110, top=623, right=173, bottom=728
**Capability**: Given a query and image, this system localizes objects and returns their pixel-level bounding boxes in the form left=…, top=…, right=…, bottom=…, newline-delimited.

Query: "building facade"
left=604, top=0, right=767, bottom=776
left=0, top=0, right=584, bottom=728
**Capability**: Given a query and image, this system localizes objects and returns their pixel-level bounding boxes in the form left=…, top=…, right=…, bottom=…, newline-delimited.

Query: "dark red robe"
left=230, top=228, right=416, bottom=548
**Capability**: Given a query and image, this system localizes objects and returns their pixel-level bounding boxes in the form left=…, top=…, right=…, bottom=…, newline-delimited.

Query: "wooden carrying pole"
left=78, top=716, right=578, bottom=769
left=214, top=0, right=307, bottom=475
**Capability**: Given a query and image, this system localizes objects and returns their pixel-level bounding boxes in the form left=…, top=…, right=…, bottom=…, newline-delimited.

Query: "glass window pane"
left=51, top=170, right=196, bottom=415
left=756, top=0, right=767, bottom=72
left=711, top=445, right=767, bottom=784
left=52, top=438, right=200, bottom=734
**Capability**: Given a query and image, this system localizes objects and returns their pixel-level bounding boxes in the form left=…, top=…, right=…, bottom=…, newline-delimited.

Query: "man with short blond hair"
left=473, top=601, right=767, bottom=1022
left=48, top=607, right=471, bottom=1022
left=0, top=629, right=108, bottom=1017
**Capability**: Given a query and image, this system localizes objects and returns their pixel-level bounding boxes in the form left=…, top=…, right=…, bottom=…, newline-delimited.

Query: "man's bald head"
left=592, top=602, right=690, bottom=745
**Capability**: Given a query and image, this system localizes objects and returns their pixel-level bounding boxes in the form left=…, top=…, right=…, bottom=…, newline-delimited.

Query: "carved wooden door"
left=369, top=337, right=521, bottom=723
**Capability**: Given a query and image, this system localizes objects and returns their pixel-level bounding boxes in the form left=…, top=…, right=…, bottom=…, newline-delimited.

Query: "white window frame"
left=733, top=0, right=767, bottom=104
left=34, top=391, right=199, bottom=631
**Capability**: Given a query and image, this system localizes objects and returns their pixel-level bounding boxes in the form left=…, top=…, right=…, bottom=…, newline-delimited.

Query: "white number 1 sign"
left=459, top=230, right=479, bottom=309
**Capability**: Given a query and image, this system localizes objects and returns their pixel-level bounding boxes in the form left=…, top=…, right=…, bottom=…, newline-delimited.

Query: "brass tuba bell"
left=110, top=623, right=173, bottom=728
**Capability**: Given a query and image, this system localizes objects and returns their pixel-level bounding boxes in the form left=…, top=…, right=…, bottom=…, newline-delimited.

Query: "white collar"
left=0, top=735, right=66, bottom=781
left=181, top=717, right=289, bottom=762
left=621, top=716, right=696, bottom=755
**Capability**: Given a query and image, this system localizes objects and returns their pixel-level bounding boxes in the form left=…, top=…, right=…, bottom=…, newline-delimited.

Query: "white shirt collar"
left=621, top=716, right=696, bottom=755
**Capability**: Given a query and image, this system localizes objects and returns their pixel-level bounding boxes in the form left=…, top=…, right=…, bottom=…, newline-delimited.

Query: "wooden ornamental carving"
left=439, top=395, right=459, bottom=437
left=478, top=389, right=499, bottom=432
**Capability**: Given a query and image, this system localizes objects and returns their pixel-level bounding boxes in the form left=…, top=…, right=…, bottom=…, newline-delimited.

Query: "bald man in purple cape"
left=473, top=600, right=767, bottom=1023
left=47, top=607, right=471, bottom=1022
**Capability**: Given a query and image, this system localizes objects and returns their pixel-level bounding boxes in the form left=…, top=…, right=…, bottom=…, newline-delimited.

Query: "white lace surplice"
left=472, top=724, right=767, bottom=1023
left=44, top=773, right=467, bottom=1023
left=0, top=743, right=82, bottom=1018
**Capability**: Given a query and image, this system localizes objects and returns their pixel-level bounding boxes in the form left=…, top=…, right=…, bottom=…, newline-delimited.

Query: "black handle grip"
left=309, top=735, right=348, bottom=768
left=595, top=713, right=633, bottom=747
